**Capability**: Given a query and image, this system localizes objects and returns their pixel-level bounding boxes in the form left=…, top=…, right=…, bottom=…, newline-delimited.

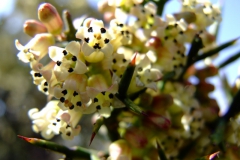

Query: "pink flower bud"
left=109, top=139, right=132, bottom=160
left=38, top=3, right=63, bottom=35
left=23, top=20, right=47, bottom=37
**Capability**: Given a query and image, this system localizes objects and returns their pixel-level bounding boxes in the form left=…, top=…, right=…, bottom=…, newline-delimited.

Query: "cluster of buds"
left=15, top=0, right=240, bottom=159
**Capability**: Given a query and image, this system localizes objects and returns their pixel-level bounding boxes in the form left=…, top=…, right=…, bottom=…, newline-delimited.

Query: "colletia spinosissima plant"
left=15, top=0, right=240, bottom=159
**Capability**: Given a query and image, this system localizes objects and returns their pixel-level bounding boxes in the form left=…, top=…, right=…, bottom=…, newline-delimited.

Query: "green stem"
left=63, top=10, right=78, bottom=41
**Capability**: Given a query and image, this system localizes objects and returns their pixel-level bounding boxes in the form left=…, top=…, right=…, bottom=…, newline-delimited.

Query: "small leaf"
left=118, top=53, right=137, bottom=99
left=156, top=141, right=168, bottom=160
left=18, top=135, right=92, bottom=159
left=123, top=98, right=145, bottom=115
left=89, top=116, right=105, bottom=146
left=218, top=50, right=240, bottom=69
left=187, top=34, right=204, bottom=66
left=194, top=37, right=239, bottom=62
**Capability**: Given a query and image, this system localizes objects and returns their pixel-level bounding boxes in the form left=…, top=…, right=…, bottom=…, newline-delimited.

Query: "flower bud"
left=196, top=65, right=218, bottom=79
left=23, top=20, right=47, bottom=37
left=109, top=139, right=131, bottom=160
left=38, top=3, right=63, bottom=35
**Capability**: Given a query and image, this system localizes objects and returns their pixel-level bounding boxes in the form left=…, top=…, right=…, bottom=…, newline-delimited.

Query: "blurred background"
left=0, top=0, right=239, bottom=159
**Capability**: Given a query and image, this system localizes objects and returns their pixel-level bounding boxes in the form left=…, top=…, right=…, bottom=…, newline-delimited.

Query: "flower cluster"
left=15, top=0, right=240, bottom=159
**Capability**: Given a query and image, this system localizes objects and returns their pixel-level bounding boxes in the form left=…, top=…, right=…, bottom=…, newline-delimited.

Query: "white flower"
left=15, top=33, right=54, bottom=63
left=109, top=19, right=133, bottom=50
left=130, top=2, right=164, bottom=41
left=49, top=41, right=87, bottom=81
left=128, top=55, right=162, bottom=94
left=76, top=19, right=113, bottom=63
left=50, top=109, right=82, bottom=140
left=83, top=74, right=121, bottom=118
left=57, top=73, right=90, bottom=111
left=28, top=100, right=60, bottom=139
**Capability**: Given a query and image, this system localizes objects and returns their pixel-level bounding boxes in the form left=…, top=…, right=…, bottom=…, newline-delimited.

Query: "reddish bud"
left=23, top=20, right=47, bottom=37
left=196, top=65, right=218, bottom=79
left=38, top=3, right=63, bottom=35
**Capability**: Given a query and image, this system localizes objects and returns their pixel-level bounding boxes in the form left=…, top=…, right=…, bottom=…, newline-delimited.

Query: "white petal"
left=15, top=39, right=24, bottom=50
left=49, top=46, right=64, bottom=62
left=82, top=42, right=95, bottom=56
left=101, top=43, right=113, bottom=55
left=74, top=60, right=88, bottom=74
left=66, top=41, right=81, bottom=56
left=75, top=27, right=85, bottom=39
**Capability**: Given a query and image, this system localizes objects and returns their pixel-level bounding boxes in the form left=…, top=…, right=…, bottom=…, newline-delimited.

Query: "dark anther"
left=104, top=38, right=109, bottom=44
left=93, top=43, right=101, bottom=49
left=84, top=37, right=89, bottom=43
left=96, top=105, right=101, bottom=110
left=34, top=73, right=42, bottom=77
left=94, top=98, right=98, bottom=103
left=101, top=91, right=106, bottom=95
left=68, top=68, right=74, bottom=73
left=44, top=82, right=48, bottom=86
left=72, top=56, right=77, bottom=61
left=119, top=23, right=124, bottom=27
left=179, top=31, right=184, bottom=35
left=100, top=28, right=106, bottom=33
left=174, top=23, right=178, bottom=27
left=173, top=39, right=177, bottom=43
left=112, top=59, right=117, bottom=63
left=66, top=132, right=71, bottom=136
left=88, top=27, right=93, bottom=32
left=62, top=90, right=67, bottom=95
left=109, top=93, right=114, bottom=99
left=77, top=101, right=82, bottom=106
left=69, top=105, right=74, bottom=110
left=73, top=91, right=78, bottom=96
left=56, top=119, right=60, bottom=122
left=113, top=69, right=117, bottom=72
left=60, top=97, right=65, bottom=103
left=43, top=88, right=48, bottom=92
left=138, top=67, right=143, bottom=72
left=52, top=123, right=56, bottom=126
left=164, top=36, right=168, bottom=40
left=63, top=50, right=67, bottom=56
left=56, top=61, right=62, bottom=66
left=66, top=124, right=71, bottom=128
left=121, top=31, right=124, bottom=35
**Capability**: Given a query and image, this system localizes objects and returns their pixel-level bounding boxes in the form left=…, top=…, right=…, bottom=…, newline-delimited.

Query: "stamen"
left=72, top=56, right=77, bottom=61
left=63, top=50, right=67, bottom=56
left=100, top=28, right=106, bottom=33
left=56, top=61, right=62, bottom=66
left=94, top=98, right=98, bottom=103
left=84, top=37, right=89, bottom=43
left=109, top=93, right=114, bottom=99
left=68, top=68, right=73, bottom=73
left=77, top=101, right=82, bottom=106
left=96, top=105, right=101, bottom=110
left=88, top=27, right=93, bottom=32
left=104, top=38, right=109, bottom=44
left=60, top=97, right=65, bottom=103
left=44, top=82, right=48, bottom=86
left=73, top=91, right=78, bottom=96
left=62, top=90, right=67, bottom=95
